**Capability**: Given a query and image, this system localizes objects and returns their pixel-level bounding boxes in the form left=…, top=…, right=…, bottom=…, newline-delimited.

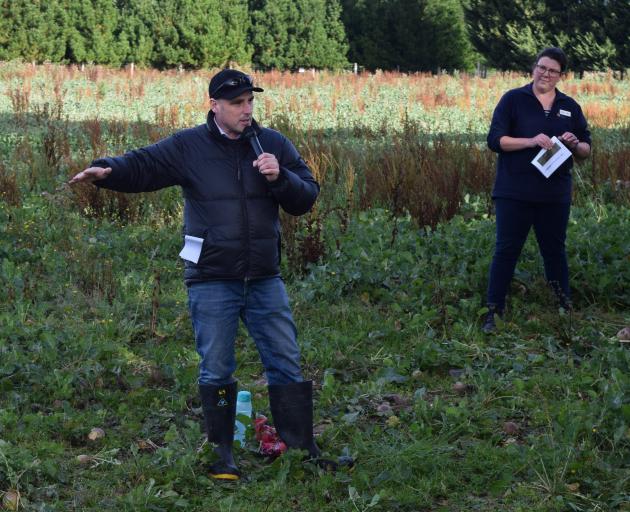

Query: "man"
left=70, top=69, right=324, bottom=481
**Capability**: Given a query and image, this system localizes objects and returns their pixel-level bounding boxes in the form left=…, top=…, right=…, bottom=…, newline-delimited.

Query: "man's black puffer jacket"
left=92, top=112, right=319, bottom=285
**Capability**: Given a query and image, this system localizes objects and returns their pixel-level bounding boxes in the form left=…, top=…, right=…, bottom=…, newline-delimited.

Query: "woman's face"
left=532, top=56, right=563, bottom=93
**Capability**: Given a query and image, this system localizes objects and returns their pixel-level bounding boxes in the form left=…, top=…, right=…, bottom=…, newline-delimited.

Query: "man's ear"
left=210, top=98, right=218, bottom=113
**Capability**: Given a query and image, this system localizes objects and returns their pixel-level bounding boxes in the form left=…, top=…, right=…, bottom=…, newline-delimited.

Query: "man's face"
left=211, top=92, right=254, bottom=139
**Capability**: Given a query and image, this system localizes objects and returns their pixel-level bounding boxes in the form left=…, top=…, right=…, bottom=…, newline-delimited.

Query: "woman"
left=483, top=47, right=591, bottom=333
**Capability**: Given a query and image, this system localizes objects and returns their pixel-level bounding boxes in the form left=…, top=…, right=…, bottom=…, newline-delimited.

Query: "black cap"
left=209, top=69, right=264, bottom=99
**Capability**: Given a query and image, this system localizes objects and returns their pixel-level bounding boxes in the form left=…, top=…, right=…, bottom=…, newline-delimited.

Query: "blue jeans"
left=486, top=198, right=571, bottom=311
left=187, top=277, right=303, bottom=386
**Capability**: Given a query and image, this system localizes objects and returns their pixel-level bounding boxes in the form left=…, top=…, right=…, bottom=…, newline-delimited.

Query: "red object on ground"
left=255, top=415, right=287, bottom=456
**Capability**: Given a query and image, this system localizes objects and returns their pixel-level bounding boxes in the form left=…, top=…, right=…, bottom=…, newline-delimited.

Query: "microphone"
left=242, top=126, right=264, bottom=157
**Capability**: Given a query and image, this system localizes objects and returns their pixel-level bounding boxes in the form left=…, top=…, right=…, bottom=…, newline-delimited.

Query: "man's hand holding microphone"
left=243, top=126, right=279, bottom=182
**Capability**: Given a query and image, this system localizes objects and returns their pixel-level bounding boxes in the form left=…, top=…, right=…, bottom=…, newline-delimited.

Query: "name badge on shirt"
left=559, top=109, right=571, bottom=117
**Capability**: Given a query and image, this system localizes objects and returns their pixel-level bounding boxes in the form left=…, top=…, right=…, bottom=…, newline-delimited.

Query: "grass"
left=2, top=198, right=628, bottom=511
left=0, top=63, right=629, bottom=511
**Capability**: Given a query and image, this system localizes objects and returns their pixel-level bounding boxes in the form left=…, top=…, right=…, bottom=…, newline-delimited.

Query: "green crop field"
left=1, top=62, right=629, bottom=511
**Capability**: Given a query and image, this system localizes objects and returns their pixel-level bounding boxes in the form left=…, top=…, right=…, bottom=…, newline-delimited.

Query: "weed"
left=0, top=161, right=21, bottom=207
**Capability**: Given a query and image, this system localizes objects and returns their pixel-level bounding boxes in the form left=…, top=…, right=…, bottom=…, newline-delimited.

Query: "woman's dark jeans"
left=486, top=198, right=571, bottom=311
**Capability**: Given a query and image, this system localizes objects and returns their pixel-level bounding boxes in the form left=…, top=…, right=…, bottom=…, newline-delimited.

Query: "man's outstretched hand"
left=68, top=166, right=112, bottom=185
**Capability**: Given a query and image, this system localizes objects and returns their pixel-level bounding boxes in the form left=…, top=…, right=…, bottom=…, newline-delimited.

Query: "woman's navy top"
left=487, top=82, right=591, bottom=204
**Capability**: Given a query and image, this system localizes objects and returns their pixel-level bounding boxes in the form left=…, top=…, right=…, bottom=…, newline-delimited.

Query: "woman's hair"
left=534, top=47, right=568, bottom=72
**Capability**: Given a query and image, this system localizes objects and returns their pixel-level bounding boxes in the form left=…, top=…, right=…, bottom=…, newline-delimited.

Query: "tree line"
left=0, top=0, right=347, bottom=70
left=464, top=0, right=630, bottom=74
left=0, top=0, right=628, bottom=73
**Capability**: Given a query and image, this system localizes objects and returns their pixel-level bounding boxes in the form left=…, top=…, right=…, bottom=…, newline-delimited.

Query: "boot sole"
left=209, top=462, right=241, bottom=481
left=210, top=472, right=240, bottom=481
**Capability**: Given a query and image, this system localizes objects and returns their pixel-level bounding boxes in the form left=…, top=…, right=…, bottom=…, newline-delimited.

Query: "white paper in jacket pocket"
left=179, top=235, right=204, bottom=263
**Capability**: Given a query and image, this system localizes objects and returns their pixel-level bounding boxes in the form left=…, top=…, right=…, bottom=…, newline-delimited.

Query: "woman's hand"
left=559, top=132, right=579, bottom=149
left=530, top=133, right=554, bottom=150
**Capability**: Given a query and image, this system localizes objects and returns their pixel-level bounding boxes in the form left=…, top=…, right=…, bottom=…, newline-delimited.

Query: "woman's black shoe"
left=481, top=305, right=502, bottom=334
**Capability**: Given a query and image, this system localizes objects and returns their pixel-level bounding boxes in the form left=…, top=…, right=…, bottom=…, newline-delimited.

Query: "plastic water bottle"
left=234, top=390, right=252, bottom=446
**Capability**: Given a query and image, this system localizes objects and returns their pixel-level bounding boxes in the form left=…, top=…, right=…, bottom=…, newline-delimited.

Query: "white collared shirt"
left=214, top=118, right=247, bottom=140
left=214, top=118, right=229, bottom=137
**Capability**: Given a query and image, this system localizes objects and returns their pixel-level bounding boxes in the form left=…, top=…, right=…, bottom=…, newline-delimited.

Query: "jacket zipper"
left=235, top=147, right=251, bottom=279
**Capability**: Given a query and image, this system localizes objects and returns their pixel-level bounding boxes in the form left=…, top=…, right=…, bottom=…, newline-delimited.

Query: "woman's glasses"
left=535, top=64, right=562, bottom=77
